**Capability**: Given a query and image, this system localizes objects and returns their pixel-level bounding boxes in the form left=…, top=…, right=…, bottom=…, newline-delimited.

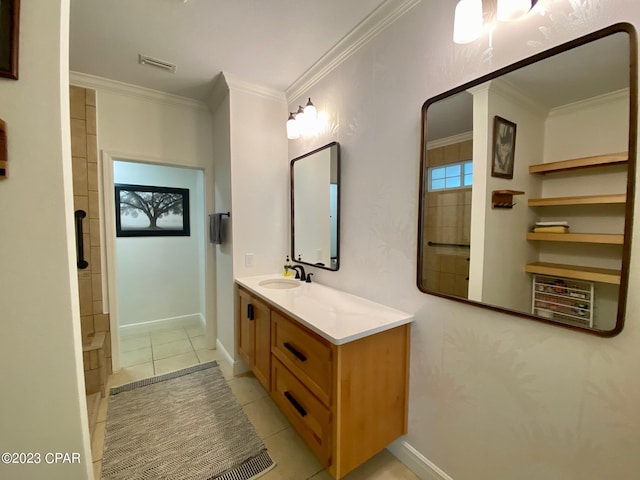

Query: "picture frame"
left=491, top=115, right=517, bottom=179
left=0, top=0, right=20, bottom=80
left=115, top=184, right=190, bottom=237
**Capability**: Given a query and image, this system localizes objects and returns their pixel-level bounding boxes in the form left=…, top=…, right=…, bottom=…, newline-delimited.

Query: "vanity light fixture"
left=286, top=98, right=319, bottom=139
left=453, top=0, right=538, bottom=44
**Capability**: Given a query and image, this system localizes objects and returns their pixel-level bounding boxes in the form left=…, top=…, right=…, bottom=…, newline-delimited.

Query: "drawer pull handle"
left=247, top=304, right=254, bottom=320
left=284, top=342, right=307, bottom=362
left=284, top=391, right=307, bottom=417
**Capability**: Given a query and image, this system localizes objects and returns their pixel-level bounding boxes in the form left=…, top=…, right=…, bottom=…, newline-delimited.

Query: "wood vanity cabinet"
left=236, top=285, right=410, bottom=479
left=237, top=288, right=271, bottom=390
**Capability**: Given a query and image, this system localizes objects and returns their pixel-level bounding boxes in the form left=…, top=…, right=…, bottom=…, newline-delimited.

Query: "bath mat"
left=102, top=361, right=275, bottom=480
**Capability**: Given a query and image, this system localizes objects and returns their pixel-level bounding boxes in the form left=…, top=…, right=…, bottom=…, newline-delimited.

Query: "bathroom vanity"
left=235, top=275, right=413, bottom=479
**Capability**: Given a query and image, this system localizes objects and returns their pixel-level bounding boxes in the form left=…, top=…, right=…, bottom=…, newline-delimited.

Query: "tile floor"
left=91, top=323, right=418, bottom=480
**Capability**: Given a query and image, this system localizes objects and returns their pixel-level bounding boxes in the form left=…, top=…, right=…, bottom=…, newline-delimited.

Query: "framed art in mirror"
left=417, top=23, right=637, bottom=336
left=0, top=0, right=20, bottom=79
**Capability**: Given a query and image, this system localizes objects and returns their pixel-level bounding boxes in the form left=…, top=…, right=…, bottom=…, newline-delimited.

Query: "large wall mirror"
left=418, top=23, right=637, bottom=336
left=291, top=142, right=340, bottom=271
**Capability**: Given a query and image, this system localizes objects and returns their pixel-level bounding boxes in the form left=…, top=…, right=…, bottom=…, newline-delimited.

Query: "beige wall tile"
left=92, top=274, right=103, bottom=302
left=89, top=218, right=101, bottom=247
left=71, top=156, right=88, bottom=196
left=83, top=351, right=90, bottom=371
left=85, top=105, right=97, bottom=135
left=78, top=273, right=93, bottom=316
left=85, top=369, right=101, bottom=395
left=427, top=147, right=444, bottom=166
left=443, top=144, right=459, bottom=163
left=86, top=134, right=97, bottom=163
left=70, top=86, right=86, bottom=120
left=93, top=300, right=103, bottom=315
left=74, top=194, right=89, bottom=213
left=87, top=161, right=98, bottom=192
left=90, top=247, right=101, bottom=274
left=71, top=119, right=87, bottom=157
left=459, top=139, right=473, bottom=159
left=439, top=272, right=456, bottom=295
left=88, top=191, right=99, bottom=219
left=82, top=233, right=91, bottom=265
left=90, top=350, right=98, bottom=370
left=94, top=313, right=109, bottom=332
left=81, top=315, right=95, bottom=340
left=85, top=88, right=96, bottom=106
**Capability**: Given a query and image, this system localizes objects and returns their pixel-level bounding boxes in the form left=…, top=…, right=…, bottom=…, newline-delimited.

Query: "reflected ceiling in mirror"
left=417, top=24, right=637, bottom=336
left=291, top=142, right=340, bottom=271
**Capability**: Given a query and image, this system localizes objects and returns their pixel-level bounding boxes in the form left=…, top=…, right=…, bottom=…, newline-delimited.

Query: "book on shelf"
left=535, top=221, right=569, bottom=227
left=533, top=225, right=570, bottom=233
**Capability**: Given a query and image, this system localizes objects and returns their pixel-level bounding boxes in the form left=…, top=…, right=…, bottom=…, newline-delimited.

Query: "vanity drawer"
left=271, top=311, right=333, bottom=406
left=271, top=357, right=332, bottom=466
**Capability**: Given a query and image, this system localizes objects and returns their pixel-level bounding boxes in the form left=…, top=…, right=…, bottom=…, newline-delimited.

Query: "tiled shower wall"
left=70, top=86, right=112, bottom=391
left=423, top=140, right=472, bottom=298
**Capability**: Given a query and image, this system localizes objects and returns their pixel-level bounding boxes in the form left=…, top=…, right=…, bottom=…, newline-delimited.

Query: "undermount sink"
left=258, top=278, right=301, bottom=290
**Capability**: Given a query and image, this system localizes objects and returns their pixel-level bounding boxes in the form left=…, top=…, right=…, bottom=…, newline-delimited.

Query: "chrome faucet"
left=289, top=265, right=306, bottom=281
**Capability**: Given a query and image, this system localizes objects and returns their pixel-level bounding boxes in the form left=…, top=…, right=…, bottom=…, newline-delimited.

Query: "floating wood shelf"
left=525, top=262, right=621, bottom=285
left=526, top=232, right=624, bottom=244
left=529, top=152, right=628, bottom=174
left=528, top=194, right=626, bottom=207
left=492, top=190, right=525, bottom=209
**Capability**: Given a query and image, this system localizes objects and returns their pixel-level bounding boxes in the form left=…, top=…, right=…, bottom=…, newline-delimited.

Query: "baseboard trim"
left=215, top=339, right=250, bottom=376
left=387, top=439, right=454, bottom=480
left=120, top=313, right=203, bottom=331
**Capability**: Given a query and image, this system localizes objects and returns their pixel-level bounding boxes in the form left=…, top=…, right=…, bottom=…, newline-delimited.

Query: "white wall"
left=69, top=73, right=217, bottom=351
left=294, top=147, right=332, bottom=265
left=0, top=1, right=93, bottom=479
left=479, top=80, right=543, bottom=312
left=113, top=161, right=204, bottom=326
left=287, top=2, right=640, bottom=479
left=209, top=74, right=288, bottom=369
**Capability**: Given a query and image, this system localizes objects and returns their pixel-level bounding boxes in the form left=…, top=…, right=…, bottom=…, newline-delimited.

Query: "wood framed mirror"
left=417, top=23, right=637, bottom=336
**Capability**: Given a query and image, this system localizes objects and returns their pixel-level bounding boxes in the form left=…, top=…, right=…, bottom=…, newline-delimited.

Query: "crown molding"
left=285, top=0, right=421, bottom=102
left=223, top=72, right=286, bottom=103
left=427, top=131, right=473, bottom=150
left=69, top=71, right=208, bottom=110
left=548, top=88, right=629, bottom=117
left=207, top=72, right=286, bottom=113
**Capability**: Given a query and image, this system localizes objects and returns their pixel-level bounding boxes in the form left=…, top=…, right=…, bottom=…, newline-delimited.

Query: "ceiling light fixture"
left=453, top=0, right=538, bottom=45
left=286, top=98, right=319, bottom=140
left=138, top=54, right=177, bottom=73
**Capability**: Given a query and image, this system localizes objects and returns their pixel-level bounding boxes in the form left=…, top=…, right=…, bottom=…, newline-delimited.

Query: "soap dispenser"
left=284, top=256, right=292, bottom=277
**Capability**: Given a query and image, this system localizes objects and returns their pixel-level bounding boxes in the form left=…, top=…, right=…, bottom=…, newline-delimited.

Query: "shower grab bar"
left=428, top=241, right=470, bottom=248
left=75, top=210, right=89, bottom=269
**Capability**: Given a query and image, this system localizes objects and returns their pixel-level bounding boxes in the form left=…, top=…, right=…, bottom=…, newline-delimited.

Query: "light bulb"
left=286, top=112, right=300, bottom=139
left=303, top=98, right=317, bottom=121
left=497, top=0, right=532, bottom=21
left=453, top=0, right=483, bottom=44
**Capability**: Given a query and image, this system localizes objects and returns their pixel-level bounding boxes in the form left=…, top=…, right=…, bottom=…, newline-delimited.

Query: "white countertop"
left=235, top=274, right=414, bottom=345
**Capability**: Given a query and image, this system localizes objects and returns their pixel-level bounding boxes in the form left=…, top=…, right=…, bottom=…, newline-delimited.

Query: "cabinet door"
left=237, top=289, right=255, bottom=367
left=253, top=298, right=271, bottom=390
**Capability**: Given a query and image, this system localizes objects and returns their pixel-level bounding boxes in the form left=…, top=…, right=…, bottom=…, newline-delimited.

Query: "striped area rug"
left=102, top=361, right=275, bottom=480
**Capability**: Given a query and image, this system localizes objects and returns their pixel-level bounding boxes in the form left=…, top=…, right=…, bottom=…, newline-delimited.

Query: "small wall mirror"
left=291, top=142, right=340, bottom=271
left=418, top=24, right=637, bottom=336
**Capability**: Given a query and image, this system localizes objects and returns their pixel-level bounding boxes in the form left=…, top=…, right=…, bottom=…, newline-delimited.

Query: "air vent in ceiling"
left=138, top=54, right=177, bottom=73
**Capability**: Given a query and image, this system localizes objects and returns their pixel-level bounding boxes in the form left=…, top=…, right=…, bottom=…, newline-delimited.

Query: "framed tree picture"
left=491, top=115, right=517, bottom=179
left=115, top=184, right=190, bottom=237
left=0, top=0, right=20, bottom=79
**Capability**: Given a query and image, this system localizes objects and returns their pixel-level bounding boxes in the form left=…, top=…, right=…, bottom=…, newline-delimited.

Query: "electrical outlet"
left=245, top=253, right=254, bottom=268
